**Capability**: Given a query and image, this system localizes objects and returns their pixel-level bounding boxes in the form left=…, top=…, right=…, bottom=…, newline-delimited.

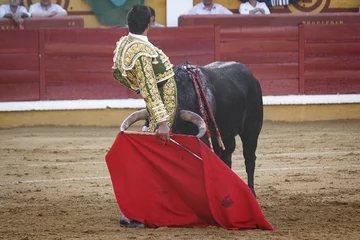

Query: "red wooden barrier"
left=298, top=24, right=305, bottom=94
left=43, top=28, right=127, bottom=100
left=178, top=13, right=360, bottom=27
left=42, top=26, right=217, bottom=100
left=0, top=30, right=40, bottom=101
left=0, top=17, right=84, bottom=30
left=24, top=17, right=84, bottom=29
left=149, top=26, right=216, bottom=65
left=1, top=24, right=360, bottom=102
left=220, top=26, right=299, bottom=95
left=303, top=24, right=360, bottom=94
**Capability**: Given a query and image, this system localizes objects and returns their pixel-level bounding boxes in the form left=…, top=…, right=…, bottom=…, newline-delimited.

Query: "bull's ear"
left=179, top=110, right=206, bottom=139
left=120, top=109, right=149, bottom=132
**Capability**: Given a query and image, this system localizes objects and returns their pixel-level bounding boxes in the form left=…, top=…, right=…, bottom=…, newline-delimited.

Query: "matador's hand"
left=156, top=121, right=170, bottom=142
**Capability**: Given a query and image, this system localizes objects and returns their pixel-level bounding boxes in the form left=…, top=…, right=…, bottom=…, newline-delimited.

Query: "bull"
left=121, top=61, right=263, bottom=196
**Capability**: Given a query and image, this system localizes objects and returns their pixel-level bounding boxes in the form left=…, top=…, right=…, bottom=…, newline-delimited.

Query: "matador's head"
left=126, top=4, right=151, bottom=35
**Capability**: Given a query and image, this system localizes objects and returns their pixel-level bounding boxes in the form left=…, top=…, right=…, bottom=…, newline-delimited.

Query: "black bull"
left=137, top=61, right=263, bottom=196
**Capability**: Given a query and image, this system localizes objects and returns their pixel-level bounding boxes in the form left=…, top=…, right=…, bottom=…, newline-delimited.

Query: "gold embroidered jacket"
left=112, top=35, right=175, bottom=124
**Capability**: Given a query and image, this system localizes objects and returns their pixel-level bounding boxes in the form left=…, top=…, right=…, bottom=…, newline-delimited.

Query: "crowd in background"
left=0, top=0, right=67, bottom=28
left=6, top=0, right=357, bottom=29
left=188, top=0, right=271, bottom=15
left=152, top=0, right=271, bottom=28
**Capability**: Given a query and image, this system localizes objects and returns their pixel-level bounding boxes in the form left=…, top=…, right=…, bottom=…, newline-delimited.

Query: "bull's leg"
left=240, top=130, right=260, bottom=197
left=221, top=151, right=232, bottom=168
left=220, top=138, right=236, bottom=168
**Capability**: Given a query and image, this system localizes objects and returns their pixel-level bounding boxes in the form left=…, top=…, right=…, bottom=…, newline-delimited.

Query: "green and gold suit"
left=112, top=34, right=177, bottom=132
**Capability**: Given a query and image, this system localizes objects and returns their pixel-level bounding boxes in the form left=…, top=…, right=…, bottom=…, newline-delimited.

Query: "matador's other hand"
left=156, top=121, right=170, bottom=142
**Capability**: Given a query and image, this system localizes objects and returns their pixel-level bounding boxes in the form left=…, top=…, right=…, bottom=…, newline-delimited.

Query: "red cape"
left=105, top=132, right=273, bottom=230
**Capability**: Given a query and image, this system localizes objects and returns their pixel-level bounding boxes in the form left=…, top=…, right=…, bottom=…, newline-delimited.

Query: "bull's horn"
left=120, top=109, right=148, bottom=131
left=120, top=109, right=206, bottom=139
left=179, top=110, right=206, bottom=139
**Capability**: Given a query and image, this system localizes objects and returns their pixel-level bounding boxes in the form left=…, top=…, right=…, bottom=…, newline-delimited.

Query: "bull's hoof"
left=120, top=216, right=144, bottom=228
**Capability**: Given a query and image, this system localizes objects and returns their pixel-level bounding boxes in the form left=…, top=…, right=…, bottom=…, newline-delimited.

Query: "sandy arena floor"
left=0, top=121, right=360, bottom=240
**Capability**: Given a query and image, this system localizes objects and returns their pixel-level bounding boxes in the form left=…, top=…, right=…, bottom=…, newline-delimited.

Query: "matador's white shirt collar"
left=128, top=32, right=149, bottom=43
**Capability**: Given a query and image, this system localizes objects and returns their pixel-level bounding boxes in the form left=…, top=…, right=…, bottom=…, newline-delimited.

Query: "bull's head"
left=120, top=109, right=206, bottom=139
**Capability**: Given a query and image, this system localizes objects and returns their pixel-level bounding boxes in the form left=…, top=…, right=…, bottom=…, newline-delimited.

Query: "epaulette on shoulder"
left=113, top=36, right=128, bottom=64
left=121, top=40, right=158, bottom=70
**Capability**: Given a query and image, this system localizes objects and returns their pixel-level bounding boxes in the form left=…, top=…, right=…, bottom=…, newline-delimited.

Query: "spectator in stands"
left=239, top=0, right=270, bottom=15
left=149, top=6, right=164, bottom=27
left=29, top=0, right=67, bottom=17
left=0, top=0, right=30, bottom=27
left=188, top=0, right=233, bottom=15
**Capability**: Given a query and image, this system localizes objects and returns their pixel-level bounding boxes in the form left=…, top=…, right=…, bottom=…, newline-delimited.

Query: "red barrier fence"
left=0, top=26, right=217, bottom=101
left=219, top=26, right=299, bottom=95
left=0, top=30, right=40, bottom=101
left=0, top=17, right=84, bottom=30
left=178, top=13, right=360, bottom=27
left=303, top=24, right=360, bottom=95
left=0, top=24, right=360, bottom=102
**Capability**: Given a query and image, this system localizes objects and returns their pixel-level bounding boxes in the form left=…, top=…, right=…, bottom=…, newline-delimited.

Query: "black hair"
left=149, top=6, right=155, bottom=17
left=126, top=4, right=151, bottom=34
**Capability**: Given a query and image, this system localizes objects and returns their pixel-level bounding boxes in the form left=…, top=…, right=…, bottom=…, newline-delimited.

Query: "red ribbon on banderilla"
left=186, top=65, right=225, bottom=152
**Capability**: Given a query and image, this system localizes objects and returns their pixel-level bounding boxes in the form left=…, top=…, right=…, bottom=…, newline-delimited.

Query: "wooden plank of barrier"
left=214, top=25, right=220, bottom=61
left=149, top=26, right=215, bottom=39
left=0, top=53, right=39, bottom=70
left=149, top=26, right=216, bottom=65
left=45, top=56, right=111, bottom=73
left=39, top=29, right=46, bottom=100
left=153, top=38, right=214, bottom=56
left=0, top=70, right=39, bottom=84
left=220, top=40, right=298, bottom=53
left=220, top=52, right=298, bottom=64
left=44, top=72, right=139, bottom=100
left=0, top=62, right=40, bottom=101
left=247, top=63, right=299, bottom=80
left=0, top=30, right=38, bottom=54
left=170, top=55, right=215, bottom=66
left=220, top=26, right=298, bottom=41
left=0, top=82, right=39, bottom=101
left=23, top=17, right=84, bottom=29
left=305, top=42, right=360, bottom=57
left=304, top=77, right=360, bottom=95
left=258, top=79, right=299, bottom=96
left=299, top=24, right=305, bottom=95
left=304, top=69, right=360, bottom=94
left=43, top=28, right=127, bottom=56
left=45, top=43, right=116, bottom=57
left=304, top=70, right=360, bottom=80
left=305, top=57, right=360, bottom=71
left=304, top=24, right=360, bottom=41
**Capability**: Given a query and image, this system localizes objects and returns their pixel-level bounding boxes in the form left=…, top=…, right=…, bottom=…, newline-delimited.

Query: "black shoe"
left=120, top=216, right=144, bottom=228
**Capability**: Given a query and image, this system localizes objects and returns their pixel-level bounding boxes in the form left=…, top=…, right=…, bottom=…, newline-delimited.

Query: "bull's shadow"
left=170, top=61, right=263, bottom=196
